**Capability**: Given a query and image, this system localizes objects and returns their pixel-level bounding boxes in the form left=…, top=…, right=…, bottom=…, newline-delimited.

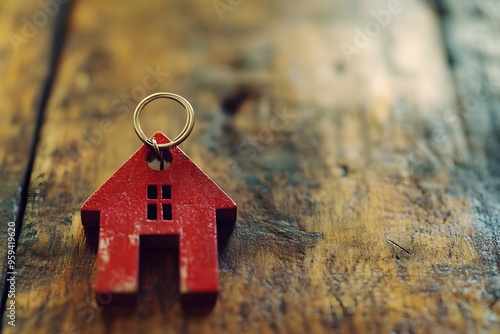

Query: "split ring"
left=133, top=92, right=195, bottom=149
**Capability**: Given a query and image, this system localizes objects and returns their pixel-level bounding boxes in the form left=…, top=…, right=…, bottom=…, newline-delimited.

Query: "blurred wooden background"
left=1, top=0, right=500, bottom=333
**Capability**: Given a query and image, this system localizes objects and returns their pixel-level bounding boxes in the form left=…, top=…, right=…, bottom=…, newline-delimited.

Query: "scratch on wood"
left=386, top=237, right=411, bottom=255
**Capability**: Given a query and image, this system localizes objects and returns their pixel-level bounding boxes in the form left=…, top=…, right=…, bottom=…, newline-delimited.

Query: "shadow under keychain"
left=81, top=92, right=237, bottom=307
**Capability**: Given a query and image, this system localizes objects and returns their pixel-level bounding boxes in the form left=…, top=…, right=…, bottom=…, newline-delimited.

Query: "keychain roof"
left=81, top=92, right=237, bottom=307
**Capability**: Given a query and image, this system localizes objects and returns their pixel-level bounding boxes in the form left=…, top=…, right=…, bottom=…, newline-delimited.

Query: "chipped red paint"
left=81, top=132, right=237, bottom=307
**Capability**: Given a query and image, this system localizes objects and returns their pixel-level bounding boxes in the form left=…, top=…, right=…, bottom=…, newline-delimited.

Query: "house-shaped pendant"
left=81, top=131, right=237, bottom=307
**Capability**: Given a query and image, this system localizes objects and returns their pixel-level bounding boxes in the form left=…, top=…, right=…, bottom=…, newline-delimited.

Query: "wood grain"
left=436, top=0, right=500, bottom=324
left=0, top=0, right=56, bottom=296
left=2, top=0, right=500, bottom=333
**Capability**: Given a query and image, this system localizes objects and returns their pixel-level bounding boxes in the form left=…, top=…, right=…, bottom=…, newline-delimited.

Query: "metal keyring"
left=133, top=92, right=195, bottom=149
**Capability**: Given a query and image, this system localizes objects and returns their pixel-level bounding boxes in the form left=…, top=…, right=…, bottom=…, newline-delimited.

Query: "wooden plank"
left=5, top=0, right=500, bottom=333
left=436, top=0, right=500, bottom=323
left=436, top=0, right=500, bottom=159
left=0, top=0, right=57, bottom=300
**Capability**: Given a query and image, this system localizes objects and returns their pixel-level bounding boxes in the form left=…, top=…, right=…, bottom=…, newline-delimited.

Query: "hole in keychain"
left=147, top=147, right=172, bottom=171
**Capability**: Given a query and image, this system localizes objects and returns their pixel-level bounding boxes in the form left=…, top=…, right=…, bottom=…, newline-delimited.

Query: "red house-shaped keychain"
left=81, top=93, right=237, bottom=307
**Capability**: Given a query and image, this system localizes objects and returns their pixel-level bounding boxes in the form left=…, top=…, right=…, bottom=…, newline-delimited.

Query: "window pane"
left=162, top=185, right=171, bottom=199
left=147, top=204, right=157, bottom=220
left=147, top=185, right=157, bottom=199
left=162, top=204, right=172, bottom=220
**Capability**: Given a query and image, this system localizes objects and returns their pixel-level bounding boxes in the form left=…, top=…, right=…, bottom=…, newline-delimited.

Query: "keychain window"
left=147, top=204, right=157, bottom=220
left=162, top=185, right=171, bottom=199
left=147, top=185, right=157, bottom=199
left=146, top=185, right=172, bottom=221
left=162, top=204, right=172, bottom=220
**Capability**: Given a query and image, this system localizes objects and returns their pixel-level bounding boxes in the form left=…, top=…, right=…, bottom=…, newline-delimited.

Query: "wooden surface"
left=0, top=0, right=56, bottom=296
left=1, top=0, right=500, bottom=333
